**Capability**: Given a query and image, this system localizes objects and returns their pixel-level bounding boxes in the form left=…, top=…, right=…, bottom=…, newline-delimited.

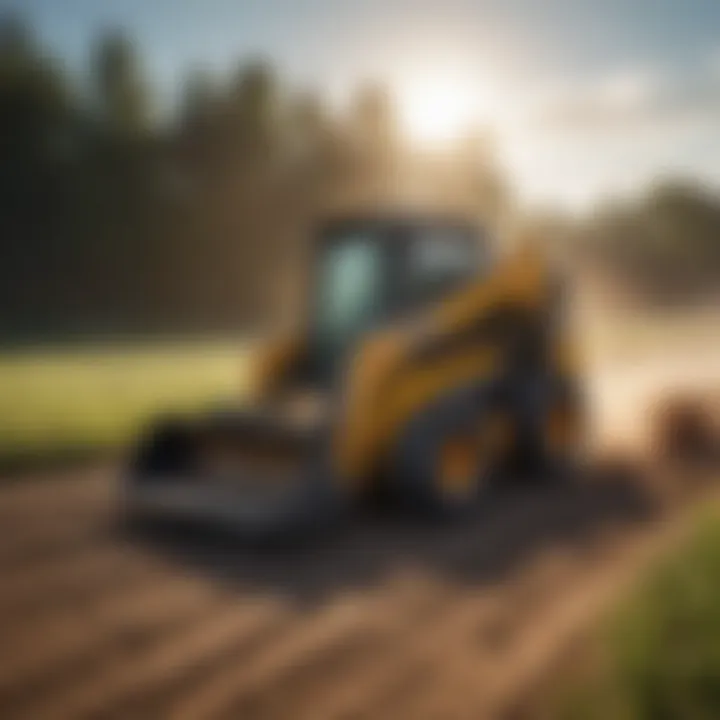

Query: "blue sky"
left=11, top=0, right=720, bottom=83
left=6, top=0, right=720, bottom=208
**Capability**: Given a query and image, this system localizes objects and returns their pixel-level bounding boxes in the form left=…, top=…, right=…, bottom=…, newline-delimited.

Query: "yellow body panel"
left=334, top=244, right=555, bottom=483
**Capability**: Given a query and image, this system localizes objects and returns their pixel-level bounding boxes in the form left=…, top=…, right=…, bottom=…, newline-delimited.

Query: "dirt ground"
left=0, top=359, right=718, bottom=720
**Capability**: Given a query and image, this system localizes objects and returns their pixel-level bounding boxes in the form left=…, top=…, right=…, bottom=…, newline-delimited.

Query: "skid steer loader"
left=125, top=213, right=584, bottom=537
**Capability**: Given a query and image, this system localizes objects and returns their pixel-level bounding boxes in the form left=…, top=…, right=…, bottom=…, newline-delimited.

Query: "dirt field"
left=0, top=359, right=718, bottom=720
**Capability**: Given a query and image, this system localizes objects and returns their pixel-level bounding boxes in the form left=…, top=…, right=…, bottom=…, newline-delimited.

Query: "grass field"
left=0, top=342, right=250, bottom=470
left=559, top=507, right=720, bottom=720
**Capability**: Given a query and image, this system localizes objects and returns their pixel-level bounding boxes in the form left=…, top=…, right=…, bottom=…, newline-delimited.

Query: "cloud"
left=708, top=47, right=720, bottom=78
left=495, top=56, right=720, bottom=210
left=594, top=69, right=659, bottom=112
left=528, top=63, right=720, bottom=135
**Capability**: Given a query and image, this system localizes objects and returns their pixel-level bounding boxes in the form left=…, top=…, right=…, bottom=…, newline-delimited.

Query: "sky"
left=7, top=0, right=720, bottom=209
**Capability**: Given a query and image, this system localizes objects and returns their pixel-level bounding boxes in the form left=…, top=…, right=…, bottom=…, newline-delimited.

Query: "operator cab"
left=306, top=215, right=494, bottom=385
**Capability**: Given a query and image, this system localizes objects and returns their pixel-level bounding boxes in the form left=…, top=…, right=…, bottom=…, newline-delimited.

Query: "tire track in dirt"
left=302, top=555, right=581, bottom=720
left=164, top=577, right=448, bottom=720
left=369, top=544, right=627, bottom=720
left=0, top=470, right=115, bottom=577
left=115, top=478, right=656, bottom=720
left=0, top=571, right=225, bottom=706
left=0, top=512, right=114, bottom=574
left=393, top=517, right=692, bottom=720
left=0, top=470, right=703, bottom=720
left=0, top=468, right=109, bottom=518
left=313, top=517, right=624, bottom=720
left=13, top=597, right=292, bottom=720
left=179, top=486, right=620, bottom=720
left=0, top=471, right=657, bottom=720
left=370, top=468, right=720, bottom=720
left=0, top=543, right=156, bottom=622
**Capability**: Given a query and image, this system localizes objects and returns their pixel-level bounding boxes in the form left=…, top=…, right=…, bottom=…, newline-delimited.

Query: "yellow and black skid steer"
left=125, top=212, right=585, bottom=537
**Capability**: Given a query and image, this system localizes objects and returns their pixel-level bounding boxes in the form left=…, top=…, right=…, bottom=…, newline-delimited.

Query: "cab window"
left=400, top=227, right=482, bottom=309
left=310, top=231, right=386, bottom=381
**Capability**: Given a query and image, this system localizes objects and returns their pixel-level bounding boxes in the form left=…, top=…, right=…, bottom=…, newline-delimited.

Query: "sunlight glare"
left=399, top=76, right=489, bottom=147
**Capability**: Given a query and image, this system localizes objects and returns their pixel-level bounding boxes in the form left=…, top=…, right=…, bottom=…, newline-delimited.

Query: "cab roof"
left=317, top=211, right=487, bottom=244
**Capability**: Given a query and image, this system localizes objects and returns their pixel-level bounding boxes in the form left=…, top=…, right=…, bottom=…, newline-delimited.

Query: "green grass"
left=559, top=509, right=720, bottom=720
left=0, top=342, right=251, bottom=472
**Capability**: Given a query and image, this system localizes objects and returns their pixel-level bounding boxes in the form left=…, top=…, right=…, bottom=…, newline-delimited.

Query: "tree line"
left=1, top=13, right=718, bottom=344
left=577, top=180, right=720, bottom=304
left=0, top=14, right=506, bottom=343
